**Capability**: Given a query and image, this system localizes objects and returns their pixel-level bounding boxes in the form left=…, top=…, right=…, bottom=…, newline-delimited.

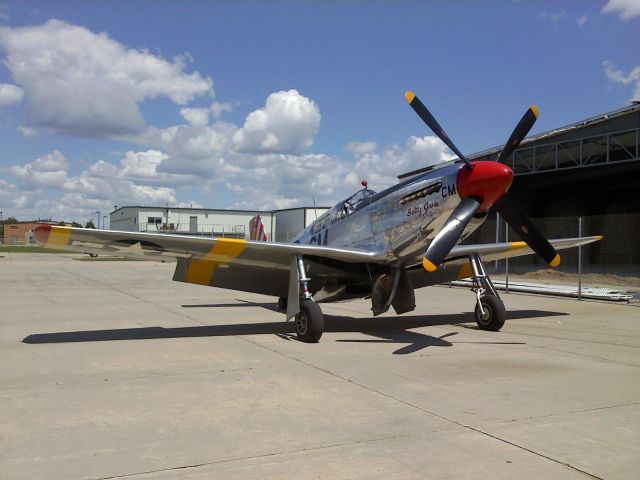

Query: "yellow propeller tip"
left=530, top=105, right=539, bottom=118
left=405, top=91, right=416, bottom=104
left=549, top=254, right=561, bottom=268
left=422, top=258, right=438, bottom=272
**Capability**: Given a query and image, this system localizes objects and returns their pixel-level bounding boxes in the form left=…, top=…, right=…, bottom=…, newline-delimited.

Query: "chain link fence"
left=464, top=213, right=640, bottom=306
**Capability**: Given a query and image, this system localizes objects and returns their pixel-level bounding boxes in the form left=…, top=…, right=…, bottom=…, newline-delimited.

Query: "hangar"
left=465, top=103, right=640, bottom=269
left=469, top=103, right=639, bottom=217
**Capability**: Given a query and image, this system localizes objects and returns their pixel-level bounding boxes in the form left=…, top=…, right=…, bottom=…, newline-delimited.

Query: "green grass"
left=0, top=245, right=67, bottom=253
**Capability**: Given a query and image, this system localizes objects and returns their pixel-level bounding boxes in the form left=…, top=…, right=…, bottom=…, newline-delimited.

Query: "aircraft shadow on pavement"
left=22, top=302, right=568, bottom=354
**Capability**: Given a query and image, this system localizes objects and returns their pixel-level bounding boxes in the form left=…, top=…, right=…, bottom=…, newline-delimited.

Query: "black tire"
left=295, top=299, right=324, bottom=343
left=89, top=253, right=98, bottom=258
left=277, top=297, right=288, bottom=311
left=475, top=294, right=506, bottom=331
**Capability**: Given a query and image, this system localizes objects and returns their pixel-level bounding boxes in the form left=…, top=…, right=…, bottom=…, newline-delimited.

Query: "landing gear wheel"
left=295, top=299, right=324, bottom=343
left=475, top=295, right=506, bottom=331
left=277, top=297, right=287, bottom=311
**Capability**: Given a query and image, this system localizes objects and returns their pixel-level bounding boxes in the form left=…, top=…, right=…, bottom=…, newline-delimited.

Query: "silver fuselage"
left=292, top=163, right=487, bottom=267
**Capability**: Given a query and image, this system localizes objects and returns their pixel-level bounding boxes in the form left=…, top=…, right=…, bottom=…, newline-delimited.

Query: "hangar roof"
left=469, top=103, right=640, bottom=159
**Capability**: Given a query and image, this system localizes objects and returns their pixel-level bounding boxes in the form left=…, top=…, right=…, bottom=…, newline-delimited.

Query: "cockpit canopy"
left=310, top=188, right=378, bottom=235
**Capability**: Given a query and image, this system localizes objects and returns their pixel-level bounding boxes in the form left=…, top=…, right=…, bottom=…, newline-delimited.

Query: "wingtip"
left=422, top=257, right=438, bottom=272
left=33, top=224, right=51, bottom=245
left=405, top=90, right=416, bottom=104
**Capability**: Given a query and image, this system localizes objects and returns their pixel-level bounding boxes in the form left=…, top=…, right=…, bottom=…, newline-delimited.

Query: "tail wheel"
left=295, top=299, right=324, bottom=343
left=475, top=295, right=506, bottom=331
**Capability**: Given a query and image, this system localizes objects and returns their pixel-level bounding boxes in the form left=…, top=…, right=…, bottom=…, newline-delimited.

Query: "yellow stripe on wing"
left=186, top=238, right=247, bottom=286
left=46, top=226, right=72, bottom=249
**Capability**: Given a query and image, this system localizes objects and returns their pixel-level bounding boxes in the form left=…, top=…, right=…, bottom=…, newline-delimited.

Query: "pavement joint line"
left=496, top=330, right=640, bottom=349
left=0, top=366, right=275, bottom=392
left=534, top=344, right=640, bottom=368
left=493, top=401, right=640, bottom=425
left=237, top=336, right=605, bottom=480
left=499, top=320, right=640, bottom=340
left=85, top=432, right=423, bottom=480
left=54, top=264, right=225, bottom=328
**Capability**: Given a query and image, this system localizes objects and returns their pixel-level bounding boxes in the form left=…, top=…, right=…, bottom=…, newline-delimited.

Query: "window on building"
left=147, top=217, right=162, bottom=224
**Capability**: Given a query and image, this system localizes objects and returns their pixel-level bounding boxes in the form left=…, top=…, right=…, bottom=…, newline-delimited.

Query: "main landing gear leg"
left=469, top=253, right=506, bottom=331
left=292, top=256, right=324, bottom=343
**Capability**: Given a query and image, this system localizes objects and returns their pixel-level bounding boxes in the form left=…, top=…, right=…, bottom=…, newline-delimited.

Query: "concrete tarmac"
left=1, top=253, right=639, bottom=479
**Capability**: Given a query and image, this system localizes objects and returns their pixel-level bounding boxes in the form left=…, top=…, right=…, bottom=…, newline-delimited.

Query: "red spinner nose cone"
left=33, top=224, right=52, bottom=244
left=457, top=161, right=513, bottom=210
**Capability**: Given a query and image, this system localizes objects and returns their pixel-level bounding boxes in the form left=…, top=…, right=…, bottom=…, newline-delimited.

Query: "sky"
left=0, top=0, right=639, bottom=226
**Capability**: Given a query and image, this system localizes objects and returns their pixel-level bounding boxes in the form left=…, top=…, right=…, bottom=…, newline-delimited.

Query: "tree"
left=3, top=217, right=18, bottom=224
left=58, top=221, right=67, bottom=226
left=85, top=220, right=96, bottom=229
left=71, top=222, right=82, bottom=227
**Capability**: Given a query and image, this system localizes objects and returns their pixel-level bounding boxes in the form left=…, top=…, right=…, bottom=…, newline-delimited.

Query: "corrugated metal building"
left=109, top=206, right=329, bottom=242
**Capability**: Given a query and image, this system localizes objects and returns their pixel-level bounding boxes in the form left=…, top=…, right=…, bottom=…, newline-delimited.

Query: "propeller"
left=405, top=90, right=561, bottom=271
left=496, top=105, right=538, bottom=163
left=495, top=195, right=560, bottom=266
left=422, top=197, right=480, bottom=272
left=493, top=105, right=560, bottom=267
left=405, top=91, right=474, bottom=170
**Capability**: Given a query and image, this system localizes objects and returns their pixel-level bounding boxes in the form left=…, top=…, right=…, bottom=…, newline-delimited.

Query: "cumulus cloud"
left=221, top=133, right=452, bottom=211
left=0, top=82, right=23, bottom=106
left=0, top=19, right=213, bottom=137
left=210, top=101, right=233, bottom=119
left=345, top=141, right=377, bottom=155
left=602, top=0, right=640, bottom=19
left=577, top=14, right=588, bottom=27
left=180, top=107, right=210, bottom=127
left=232, top=89, right=320, bottom=154
left=7, top=149, right=182, bottom=221
left=3, top=84, right=456, bottom=218
left=153, top=121, right=238, bottom=175
left=10, top=150, right=69, bottom=188
left=343, top=135, right=453, bottom=190
left=603, top=60, right=640, bottom=101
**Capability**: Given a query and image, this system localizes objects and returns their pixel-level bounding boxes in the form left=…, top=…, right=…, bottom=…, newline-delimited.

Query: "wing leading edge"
left=33, top=225, right=388, bottom=297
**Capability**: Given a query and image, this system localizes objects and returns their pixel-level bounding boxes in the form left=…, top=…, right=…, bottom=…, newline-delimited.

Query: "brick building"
left=1, top=221, right=57, bottom=245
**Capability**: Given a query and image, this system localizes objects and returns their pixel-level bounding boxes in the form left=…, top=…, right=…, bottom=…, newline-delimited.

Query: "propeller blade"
left=495, top=193, right=561, bottom=267
left=405, top=91, right=474, bottom=170
left=423, top=197, right=481, bottom=272
left=496, top=105, right=539, bottom=164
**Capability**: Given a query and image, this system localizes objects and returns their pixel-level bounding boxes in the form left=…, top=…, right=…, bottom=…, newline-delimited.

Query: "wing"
left=408, top=236, right=603, bottom=289
left=448, top=236, right=602, bottom=262
left=33, top=225, right=387, bottom=297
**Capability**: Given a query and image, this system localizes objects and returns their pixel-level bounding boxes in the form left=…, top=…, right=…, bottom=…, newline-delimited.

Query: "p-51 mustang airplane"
left=34, top=91, right=601, bottom=342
